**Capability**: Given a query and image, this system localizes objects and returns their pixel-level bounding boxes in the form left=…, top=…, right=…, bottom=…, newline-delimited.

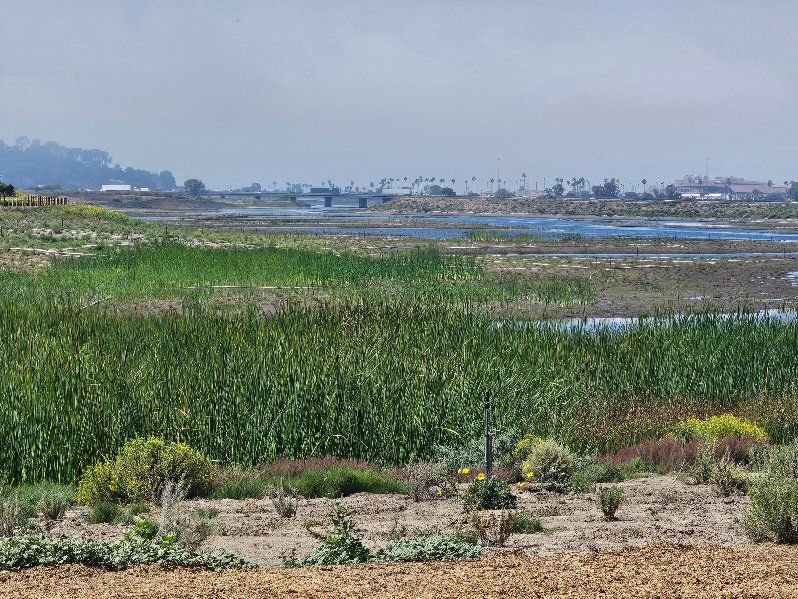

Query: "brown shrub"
left=603, top=435, right=767, bottom=473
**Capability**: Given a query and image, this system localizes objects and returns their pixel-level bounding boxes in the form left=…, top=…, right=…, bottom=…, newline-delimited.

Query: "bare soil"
left=2, top=543, right=797, bottom=598
left=48, top=475, right=748, bottom=568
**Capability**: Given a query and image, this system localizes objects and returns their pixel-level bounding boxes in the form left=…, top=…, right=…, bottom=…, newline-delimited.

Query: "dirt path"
left=2, top=543, right=797, bottom=598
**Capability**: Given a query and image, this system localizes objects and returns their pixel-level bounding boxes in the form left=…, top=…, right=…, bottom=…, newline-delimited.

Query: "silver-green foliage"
left=0, top=534, right=251, bottom=571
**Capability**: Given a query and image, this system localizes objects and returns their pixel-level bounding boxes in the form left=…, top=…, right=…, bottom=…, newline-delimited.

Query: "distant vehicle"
left=378, top=187, right=412, bottom=196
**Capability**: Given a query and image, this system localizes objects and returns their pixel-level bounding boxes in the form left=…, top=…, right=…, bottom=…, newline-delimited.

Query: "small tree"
left=0, top=180, right=14, bottom=196
left=184, top=179, right=205, bottom=196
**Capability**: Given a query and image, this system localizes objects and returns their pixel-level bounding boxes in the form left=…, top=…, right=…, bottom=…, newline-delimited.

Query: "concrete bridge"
left=202, top=191, right=409, bottom=208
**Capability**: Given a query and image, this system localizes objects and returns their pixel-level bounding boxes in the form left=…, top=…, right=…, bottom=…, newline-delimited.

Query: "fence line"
left=0, top=194, right=70, bottom=207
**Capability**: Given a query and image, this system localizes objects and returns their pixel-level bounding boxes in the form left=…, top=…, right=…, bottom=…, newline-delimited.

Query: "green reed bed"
left=0, top=244, right=589, bottom=305
left=0, top=296, right=797, bottom=484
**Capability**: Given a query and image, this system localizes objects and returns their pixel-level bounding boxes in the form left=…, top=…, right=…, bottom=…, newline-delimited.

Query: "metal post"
left=484, top=397, right=493, bottom=476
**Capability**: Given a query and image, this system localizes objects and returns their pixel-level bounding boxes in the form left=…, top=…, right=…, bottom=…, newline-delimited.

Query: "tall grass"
left=0, top=296, right=797, bottom=483
left=0, top=244, right=590, bottom=304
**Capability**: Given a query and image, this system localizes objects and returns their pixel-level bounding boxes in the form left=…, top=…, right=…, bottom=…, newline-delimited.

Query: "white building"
left=101, top=184, right=132, bottom=192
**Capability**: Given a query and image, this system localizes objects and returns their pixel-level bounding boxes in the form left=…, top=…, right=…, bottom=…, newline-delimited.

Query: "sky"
left=2, top=0, right=797, bottom=191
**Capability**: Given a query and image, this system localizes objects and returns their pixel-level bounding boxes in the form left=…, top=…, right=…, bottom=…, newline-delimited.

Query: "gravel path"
left=1, top=543, right=797, bottom=598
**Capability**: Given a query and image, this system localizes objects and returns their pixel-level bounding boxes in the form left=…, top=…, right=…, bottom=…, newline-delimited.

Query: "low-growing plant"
left=0, top=534, right=251, bottom=571
left=155, top=480, right=214, bottom=551
left=605, top=438, right=702, bottom=473
left=210, top=466, right=270, bottom=500
left=569, top=459, right=623, bottom=493
left=284, top=502, right=370, bottom=567
left=687, top=445, right=716, bottom=484
left=743, top=441, right=798, bottom=543
left=402, top=462, right=439, bottom=502
left=467, top=510, right=514, bottom=547
left=3, top=484, right=75, bottom=521
left=619, top=456, right=648, bottom=478
left=267, top=481, right=298, bottom=518
left=194, top=507, right=219, bottom=520
left=76, top=437, right=212, bottom=506
left=461, top=475, right=517, bottom=511
left=596, top=485, right=625, bottom=520
left=90, top=502, right=123, bottom=524
left=258, top=456, right=385, bottom=480
left=292, top=466, right=406, bottom=499
left=375, top=533, right=483, bottom=562
left=744, top=476, right=798, bottom=543
left=507, top=512, right=544, bottom=534
left=520, top=438, right=576, bottom=491
left=709, top=453, right=748, bottom=497
left=0, top=500, right=23, bottom=537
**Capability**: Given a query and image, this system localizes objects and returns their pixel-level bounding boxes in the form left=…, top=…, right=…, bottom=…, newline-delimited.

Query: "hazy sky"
left=2, top=0, right=797, bottom=190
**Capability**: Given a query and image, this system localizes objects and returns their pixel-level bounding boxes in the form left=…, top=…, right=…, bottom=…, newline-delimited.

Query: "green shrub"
left=744, top=441, right=798, bottom=543
left=507, top=512, right=544, bottom=534
left=687, top=446, right=715, bottom=484
left=520, top=438, right=576, bottom=491
left=619, top=456, right=648, bottom=478
left=210, top=467, right=271, bottom=500
left=89, top=502, right=123, bottom=524
left=744, top=475, right=798, bottom=543
left=709, top=453, right=748, bottom=496
left=596, top=485, right=625, bottom=520
left=0, top=499, right=24, bottom=537
left=292, top=467, right=406, bottom=499
left=0, top=534, right=251, bottom=571
left=569, top=460, right=622, bottom=493
left=76, top=437, right=212, bottom=506
left=375, top=533, right=483, bottom=562
left=671, top=414, right=768, bottom=443
left=284, top=503, right=370, bottom=567
left=461, top=476, right=517, bottom=511
left=4, top=484, right=75, bottom=521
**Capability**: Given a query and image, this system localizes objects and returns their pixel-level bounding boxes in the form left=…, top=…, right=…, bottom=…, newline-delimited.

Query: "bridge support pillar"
left=255, top=194, right=261, bottom=200
left=358, top=197, right=368, bottom=208
left=289, top=196, right=297, bottom=202
left=324, top=196, right=333, bottom=208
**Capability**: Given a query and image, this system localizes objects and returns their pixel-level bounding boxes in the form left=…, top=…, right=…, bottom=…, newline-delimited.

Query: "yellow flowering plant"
left=671, top=414, right=768, bottom=443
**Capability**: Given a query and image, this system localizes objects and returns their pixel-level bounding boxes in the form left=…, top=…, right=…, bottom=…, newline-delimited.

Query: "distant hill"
left=0, top=136, right=176, bottom=191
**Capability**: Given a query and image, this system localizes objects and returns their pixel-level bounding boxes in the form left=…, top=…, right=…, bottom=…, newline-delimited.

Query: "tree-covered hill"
left=0, top=136, right=176, bottom=191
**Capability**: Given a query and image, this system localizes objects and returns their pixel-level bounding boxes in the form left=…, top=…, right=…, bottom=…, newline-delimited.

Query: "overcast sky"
left=2, top=0, right=797, bottom=190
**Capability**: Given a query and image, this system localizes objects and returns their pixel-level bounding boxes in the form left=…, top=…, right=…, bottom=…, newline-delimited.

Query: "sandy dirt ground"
left=47, top=475, right=748, bottom=568
left=2, top=543, right=797, bottom=598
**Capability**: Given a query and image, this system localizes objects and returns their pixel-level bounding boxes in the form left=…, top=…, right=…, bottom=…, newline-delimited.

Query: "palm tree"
left=489, top=178, right=495, bottom=194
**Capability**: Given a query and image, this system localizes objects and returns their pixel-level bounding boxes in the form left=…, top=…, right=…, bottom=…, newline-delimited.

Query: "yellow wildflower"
left=458, top=467, right=470, bottom=475
left=476, top=473, right=486, bottom=481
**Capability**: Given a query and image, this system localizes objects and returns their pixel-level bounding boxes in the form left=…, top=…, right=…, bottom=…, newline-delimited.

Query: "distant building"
left=101, top=184, right=132, bottom=192
left=674, top=175, right=787, bottom=200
